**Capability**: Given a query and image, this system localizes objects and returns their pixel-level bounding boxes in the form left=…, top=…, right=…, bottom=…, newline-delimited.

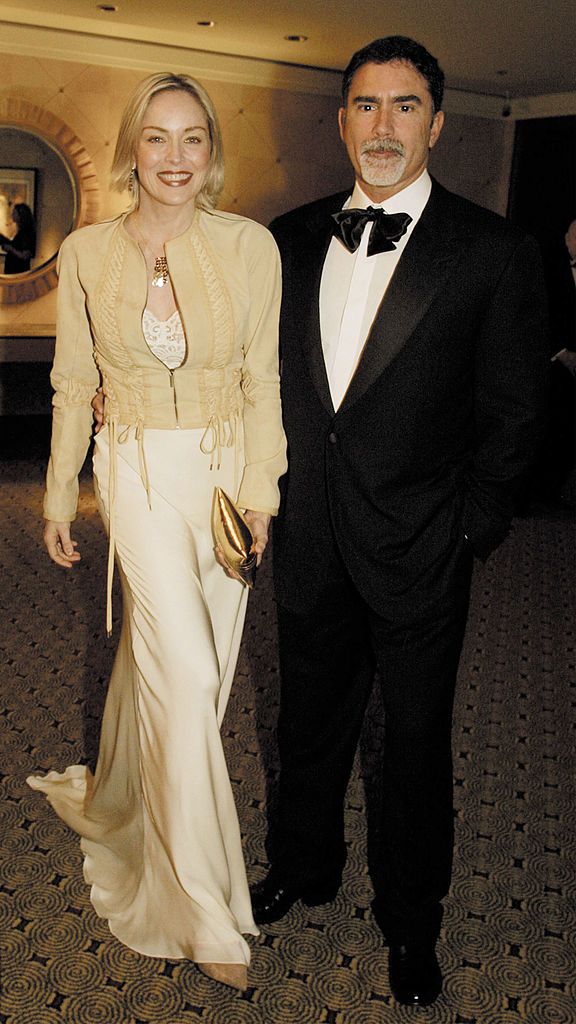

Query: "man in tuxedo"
left=251, top=36, right=548, bottom=1006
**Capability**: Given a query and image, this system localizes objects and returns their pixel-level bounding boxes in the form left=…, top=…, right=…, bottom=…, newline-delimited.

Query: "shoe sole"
left=301, top=885, right=340, bottom=907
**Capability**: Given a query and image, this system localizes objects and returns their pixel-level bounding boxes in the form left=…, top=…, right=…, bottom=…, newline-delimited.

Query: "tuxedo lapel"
left=340, top=183, right=467, bottom=413
left=289, top=193, right=349, bottom=415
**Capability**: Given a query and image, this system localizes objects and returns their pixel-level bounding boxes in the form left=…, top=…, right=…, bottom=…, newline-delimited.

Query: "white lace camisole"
left=142, top=308, right=186, bottom=369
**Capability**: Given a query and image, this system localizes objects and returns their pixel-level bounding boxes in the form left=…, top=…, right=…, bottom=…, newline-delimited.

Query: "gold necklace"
left=151, top=256, right=169, bottom=288
left=131, top=220, right=170, bottom=288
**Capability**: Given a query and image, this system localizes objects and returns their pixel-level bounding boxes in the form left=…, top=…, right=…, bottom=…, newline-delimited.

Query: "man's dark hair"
left=342, top=36, right=445, bottom=114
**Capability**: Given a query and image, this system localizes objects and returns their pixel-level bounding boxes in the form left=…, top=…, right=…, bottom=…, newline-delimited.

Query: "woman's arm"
left=236, top=225, right=287, bottom=517
left=43, top=234, right=100, bottom=544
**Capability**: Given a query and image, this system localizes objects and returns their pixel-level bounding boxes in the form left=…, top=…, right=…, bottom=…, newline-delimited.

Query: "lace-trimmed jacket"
left=44, top=207, right=287, bottom=524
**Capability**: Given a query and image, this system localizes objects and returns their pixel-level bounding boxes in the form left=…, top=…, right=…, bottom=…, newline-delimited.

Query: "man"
left=251, top=36, right=548, bottom=1007
left=565, top=217, right=576, bottom=280
left=552, top=217, right=576, bottom=375
left=529, top=216, right=576, bottom=505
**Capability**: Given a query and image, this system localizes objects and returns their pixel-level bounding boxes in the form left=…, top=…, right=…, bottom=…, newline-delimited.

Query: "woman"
left=0, top=202, right=36, bottom=273
left=27, top=73, right=287, bottom=991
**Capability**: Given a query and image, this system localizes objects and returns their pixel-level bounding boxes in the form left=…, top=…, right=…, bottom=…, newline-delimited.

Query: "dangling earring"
left=128, top=167, right=136, bottom=192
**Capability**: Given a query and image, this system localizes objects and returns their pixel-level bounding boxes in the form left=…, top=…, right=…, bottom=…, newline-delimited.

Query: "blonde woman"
left=27, top=73, right=286, bottom=991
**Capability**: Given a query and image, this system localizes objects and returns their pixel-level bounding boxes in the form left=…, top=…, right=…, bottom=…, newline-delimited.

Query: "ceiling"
left=0, top=0, right=574, bottom=100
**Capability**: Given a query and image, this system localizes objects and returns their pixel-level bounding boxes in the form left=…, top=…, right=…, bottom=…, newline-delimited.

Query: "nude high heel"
left=198, top=962, right=248, bottom=992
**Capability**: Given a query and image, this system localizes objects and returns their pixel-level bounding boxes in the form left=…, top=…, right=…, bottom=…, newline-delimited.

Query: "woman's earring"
left=128, top=167, right=136, bottom=192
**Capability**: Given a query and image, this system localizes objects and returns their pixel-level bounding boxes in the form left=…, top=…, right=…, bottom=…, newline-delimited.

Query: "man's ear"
left=429, top=110, right=444, bottom=150
left=338, top=106, right=347, bottom=142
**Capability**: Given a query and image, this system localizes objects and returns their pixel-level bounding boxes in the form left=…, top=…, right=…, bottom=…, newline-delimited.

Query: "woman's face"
left=135, top=89, right=212, bottom=211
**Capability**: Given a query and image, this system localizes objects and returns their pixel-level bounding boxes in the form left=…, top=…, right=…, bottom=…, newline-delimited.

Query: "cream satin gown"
left=28, top=310, right=257, bottom=965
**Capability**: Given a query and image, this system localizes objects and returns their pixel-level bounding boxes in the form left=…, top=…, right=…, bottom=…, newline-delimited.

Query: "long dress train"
left=28, top=424, right=257, bottom=964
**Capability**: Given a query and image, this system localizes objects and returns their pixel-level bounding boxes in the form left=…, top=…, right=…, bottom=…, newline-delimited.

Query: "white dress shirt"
left=320, top=170, right=432, bottom=409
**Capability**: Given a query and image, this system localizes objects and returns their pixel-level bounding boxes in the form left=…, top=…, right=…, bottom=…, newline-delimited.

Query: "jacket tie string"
left=105, top=419, right=117, bottom=637
left=200, top=414, right=236, bottom=470
left=105, top=419, right=150, bottom=636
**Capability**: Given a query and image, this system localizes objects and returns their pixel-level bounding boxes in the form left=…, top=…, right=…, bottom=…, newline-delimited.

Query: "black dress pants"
left=273, top=548, right=473, bottom=943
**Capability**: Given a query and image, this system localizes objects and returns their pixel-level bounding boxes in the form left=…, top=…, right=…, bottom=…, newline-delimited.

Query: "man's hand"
left=555, top=348, right=576, bottom=376
left=44, top=521, right=81, bottom=568
left=214, top=509, right=271, bottom=581
left=91, top=387, right=105, bottom=433
left=565, top=219, right=576, bottom=262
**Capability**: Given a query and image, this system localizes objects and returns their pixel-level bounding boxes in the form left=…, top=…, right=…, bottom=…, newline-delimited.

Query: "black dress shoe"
left=388, top=939, right=442, bottom=1006
left=251, top=871, right=339, bottom=925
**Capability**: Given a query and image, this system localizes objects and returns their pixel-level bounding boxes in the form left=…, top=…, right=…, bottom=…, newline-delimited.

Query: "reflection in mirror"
left=0, top=127, right=76, bottom=274
left=0, top=128, right=76, bottom=276
left=0, top=98, right=100, bottom=306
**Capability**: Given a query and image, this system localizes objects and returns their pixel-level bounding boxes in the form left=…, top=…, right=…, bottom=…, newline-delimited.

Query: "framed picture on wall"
left=0, top=167, right=37, bottom=239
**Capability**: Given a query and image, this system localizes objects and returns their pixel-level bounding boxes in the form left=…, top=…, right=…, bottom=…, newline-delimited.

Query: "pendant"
left=152, top=256, right=169, bottom=288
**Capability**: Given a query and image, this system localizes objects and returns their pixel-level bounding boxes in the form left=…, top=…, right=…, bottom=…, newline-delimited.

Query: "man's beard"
left=359, top=139, right=407, bottom=187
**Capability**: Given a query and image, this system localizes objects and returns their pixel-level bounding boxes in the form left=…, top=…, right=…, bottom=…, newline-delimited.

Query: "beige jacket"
left=44, top=207, right=287, bottom=523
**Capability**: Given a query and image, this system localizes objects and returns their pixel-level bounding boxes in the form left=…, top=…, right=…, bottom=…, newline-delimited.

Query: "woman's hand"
left=214, top=509, right=271, bottom=581
left=44, top=521, right=81, bottom=568
left=244, top=510, right=271, bottom=566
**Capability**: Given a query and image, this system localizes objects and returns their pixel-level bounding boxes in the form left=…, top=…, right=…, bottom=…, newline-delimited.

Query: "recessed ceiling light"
left=97, top=4, right=118, bottom=11
left=285, top=34, right=308, bottom=42
left=197, top=20, right=215, bottom=27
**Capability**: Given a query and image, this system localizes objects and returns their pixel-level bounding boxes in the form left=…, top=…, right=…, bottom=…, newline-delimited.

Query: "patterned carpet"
left=1, top=418, right=575, bottom=1024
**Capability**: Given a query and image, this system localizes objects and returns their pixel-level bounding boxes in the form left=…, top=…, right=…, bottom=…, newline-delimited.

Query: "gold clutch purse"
left=212, top=487, right=257, bottom=588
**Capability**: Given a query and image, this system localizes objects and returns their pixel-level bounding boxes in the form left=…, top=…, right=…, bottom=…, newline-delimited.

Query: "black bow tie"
left=331, top=206, right=412, bottom=257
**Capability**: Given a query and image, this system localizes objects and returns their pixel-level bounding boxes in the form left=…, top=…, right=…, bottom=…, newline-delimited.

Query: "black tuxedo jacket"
left=271, top=179, right=549, bottom=619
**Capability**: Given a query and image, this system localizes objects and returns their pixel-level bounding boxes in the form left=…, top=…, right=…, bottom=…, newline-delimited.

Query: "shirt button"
left=328, top=432, right=337, bottom=444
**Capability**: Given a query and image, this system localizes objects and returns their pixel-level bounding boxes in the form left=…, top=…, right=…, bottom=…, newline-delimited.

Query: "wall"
left=429, top=114, right=515, bottom=216
left=0, top=48, right=515, bottom=341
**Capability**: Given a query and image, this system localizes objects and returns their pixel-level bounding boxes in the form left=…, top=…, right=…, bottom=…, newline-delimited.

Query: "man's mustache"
left=361, top=140, right=405, bottom=157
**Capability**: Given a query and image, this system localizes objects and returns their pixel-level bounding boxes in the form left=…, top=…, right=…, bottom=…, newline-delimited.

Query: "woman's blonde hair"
left=110, top=72, right=224, bottom=210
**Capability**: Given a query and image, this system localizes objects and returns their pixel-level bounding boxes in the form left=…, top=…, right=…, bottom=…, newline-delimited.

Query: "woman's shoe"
left=198, top=962, right=248, bottom=992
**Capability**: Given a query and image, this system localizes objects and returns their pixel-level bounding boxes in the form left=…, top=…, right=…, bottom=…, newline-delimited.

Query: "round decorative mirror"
left=0, top=98, right=100, bottom=305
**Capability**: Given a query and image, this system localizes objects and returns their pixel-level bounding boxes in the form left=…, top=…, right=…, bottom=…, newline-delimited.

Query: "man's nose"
left=373, top=107, right=394, bottom=135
